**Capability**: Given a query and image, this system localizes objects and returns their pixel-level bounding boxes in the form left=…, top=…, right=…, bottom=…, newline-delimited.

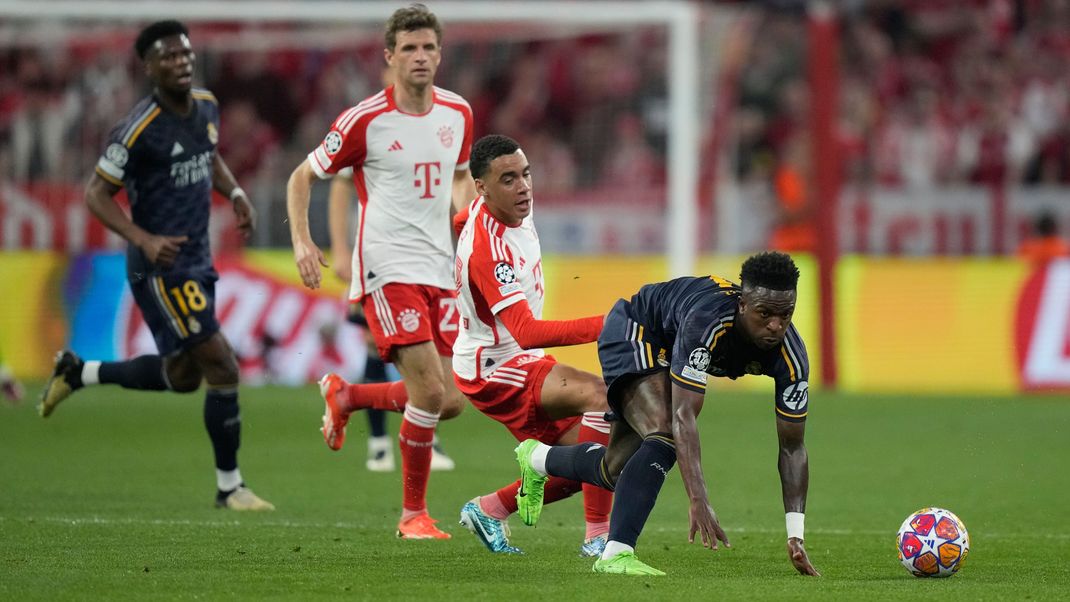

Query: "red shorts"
left=361, top=283, right=459, bottom=360
left=454, top=354, right=581, bottom=444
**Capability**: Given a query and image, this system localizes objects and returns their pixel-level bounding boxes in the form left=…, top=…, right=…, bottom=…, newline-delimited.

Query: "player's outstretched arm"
left=496, top=300, right=603, bottom=349
left=212, top=154, right=256, bottom=241
left=326, top=175, right=353, bottom=283
left=671, top=384, right=730, bottom=551
left=85, top=173, right=186, bottom=268
left=776, top=418, right=820, bottom=576
left=286, top=159, right=328, bottom=289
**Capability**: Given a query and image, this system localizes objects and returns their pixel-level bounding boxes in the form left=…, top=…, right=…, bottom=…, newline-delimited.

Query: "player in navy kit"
left=38, top=20, right=273, bottom=511
left=514, top=251, right=819, bottom=576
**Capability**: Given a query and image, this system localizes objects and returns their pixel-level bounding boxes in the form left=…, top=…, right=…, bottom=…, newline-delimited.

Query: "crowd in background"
left=3, top=1, right=1070, bottom=252
left=735, top=0, right=1070, bottom=190
left=0, top=24, right=668, bottom=203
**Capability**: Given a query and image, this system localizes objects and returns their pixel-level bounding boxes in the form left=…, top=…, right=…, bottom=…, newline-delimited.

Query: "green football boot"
left=514, top=439, right=548, bottom=526
left=592, top=551, right=666, bottom=576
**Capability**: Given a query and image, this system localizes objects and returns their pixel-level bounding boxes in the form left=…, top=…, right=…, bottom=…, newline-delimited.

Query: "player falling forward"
left=39, top=20, right=272, bottom=511
left=287, top=4, right=474, bottom=539
left=514, top=252, right=819, bottom=576
left=450, top=135, right=613, bottom=555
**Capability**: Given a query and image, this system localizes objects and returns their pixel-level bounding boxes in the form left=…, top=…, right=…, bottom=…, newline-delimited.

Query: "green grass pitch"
left=2, top=385, right=1068, bottom=600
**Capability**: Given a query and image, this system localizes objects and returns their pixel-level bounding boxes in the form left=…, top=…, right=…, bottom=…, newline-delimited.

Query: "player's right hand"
left=688, top=499, right=731, bottom=550
left=141, top=234, right=188, bottom=268
left=293, top=238, right=328, bottom=289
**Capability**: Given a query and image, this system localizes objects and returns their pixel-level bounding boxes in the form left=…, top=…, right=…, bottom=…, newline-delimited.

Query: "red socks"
left=399, top=405, right=438, bottom=517
left=342, top=380, right=408, bottom=413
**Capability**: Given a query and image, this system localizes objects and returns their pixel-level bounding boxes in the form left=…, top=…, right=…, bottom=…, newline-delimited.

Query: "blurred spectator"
left=1017, top=211, right=1069, bottom=264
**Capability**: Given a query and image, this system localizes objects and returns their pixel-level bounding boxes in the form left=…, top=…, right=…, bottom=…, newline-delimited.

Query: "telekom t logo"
left=414, top=162, right=441, bottom=199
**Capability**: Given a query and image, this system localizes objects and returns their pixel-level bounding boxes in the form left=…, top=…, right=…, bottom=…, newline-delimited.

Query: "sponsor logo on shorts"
left=398, top=308, right=421, bottom=333
left=187, top=317, right=201, bottom=335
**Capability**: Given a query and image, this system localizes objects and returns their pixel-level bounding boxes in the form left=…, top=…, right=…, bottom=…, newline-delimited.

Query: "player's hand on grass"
left=331, top=245, right=352, bottom=283
left=232, top=191, right=257, bottom=240
left=787, top=537, right=820, bottom=576
left=293, top=238, right=328, bottom=289
left=688, top=499, right=731, bottom=550
left=140, top=234, right=187, bottom=268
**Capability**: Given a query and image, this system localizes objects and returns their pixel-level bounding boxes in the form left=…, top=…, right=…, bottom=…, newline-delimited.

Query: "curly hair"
left=470, top=135, right=521, bottom=179
left=385, top=4, right=442, bottom=50
left=740, top=251, right=800, bottom=292
left=135, top=20, right=189, bottom=60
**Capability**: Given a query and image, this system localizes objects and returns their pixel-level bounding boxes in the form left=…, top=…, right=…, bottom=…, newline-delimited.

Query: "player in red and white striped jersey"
left=453, top=135, right=614, bottom=556
left=286, top=5, right=475, bottom=540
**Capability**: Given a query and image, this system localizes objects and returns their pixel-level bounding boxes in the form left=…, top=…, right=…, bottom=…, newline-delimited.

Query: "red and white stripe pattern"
left=486, top=365, right=528, bottom=389
left=581, top=411, right=611, bottom=434
left=370, top=288, right=397, bottom=337
left=402, top=404, right=440, bottom=430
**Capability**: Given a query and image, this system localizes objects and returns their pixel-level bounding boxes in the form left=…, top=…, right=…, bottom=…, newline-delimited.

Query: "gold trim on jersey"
left=776, top=407, right=807, bottom=419
left=191, top=89, right=218, bottom=104
left=671, top=371, right=705, bottom=388
left=125, top=107, right=162, bottom=148
left=94, top=166, right=123, bottom=186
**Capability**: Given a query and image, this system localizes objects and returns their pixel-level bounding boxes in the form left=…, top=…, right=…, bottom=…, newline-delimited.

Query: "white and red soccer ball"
left=896, top=507, right=970, bottom=578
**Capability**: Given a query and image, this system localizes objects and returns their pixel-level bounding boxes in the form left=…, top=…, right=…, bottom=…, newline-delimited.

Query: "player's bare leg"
left=390, top=341, right=456, bottom=539
left=188, top=334, right=273, bottom=511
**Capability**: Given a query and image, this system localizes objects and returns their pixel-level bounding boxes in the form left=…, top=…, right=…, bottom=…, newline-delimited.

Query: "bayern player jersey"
left=453, top=198, right=545, bottom=381
left=628, top=275, right=809, bottom=421
left=307, top=85, right=474, bottom=301
left=95, top=89, right=221, bottom=277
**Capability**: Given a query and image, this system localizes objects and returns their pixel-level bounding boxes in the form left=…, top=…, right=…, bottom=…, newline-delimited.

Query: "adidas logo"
left=388, top=140, right=403, bottom=152
left=171, top=142, right=184, bottom=156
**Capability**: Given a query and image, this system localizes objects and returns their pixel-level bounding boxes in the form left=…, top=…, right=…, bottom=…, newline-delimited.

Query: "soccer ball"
left=896, top=507, right=970, bottom=578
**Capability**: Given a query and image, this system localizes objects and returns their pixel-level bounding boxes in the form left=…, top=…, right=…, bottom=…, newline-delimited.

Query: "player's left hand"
left=232, top=191, right=257, bottom=240
left=787, top=537, right=820, bottom=576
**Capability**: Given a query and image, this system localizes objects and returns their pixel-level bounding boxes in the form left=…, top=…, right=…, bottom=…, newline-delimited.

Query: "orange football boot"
left=318, top=373, right=350, bottom=451
left=397, top=514, right=451, bottom=540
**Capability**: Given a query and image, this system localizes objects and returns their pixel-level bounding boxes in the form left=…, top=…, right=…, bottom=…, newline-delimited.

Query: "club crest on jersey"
left=437, top=125, right=454, bottom=148
left=206, top=122, right=218, bottom=145
left=323, top=131, right=343, bottom=155
left=781, top=381, right=808, bottom=411
left=188, top=317, right=202, bottom=335
left=688, top=348, right=711, bottom=371
left=398, top=308, right=421, bottom=333
left=105, top=143, right=128, bottom=167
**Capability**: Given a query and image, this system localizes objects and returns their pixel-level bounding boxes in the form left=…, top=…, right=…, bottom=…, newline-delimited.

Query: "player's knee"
left=439, top=391, right=465, bottom=420
left=201, top=354, right=240, bottom=387
left=408, top=377, right=447, bottom=412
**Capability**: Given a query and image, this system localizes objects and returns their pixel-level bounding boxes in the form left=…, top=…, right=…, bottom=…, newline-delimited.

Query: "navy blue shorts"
left=598, top=299, right=670, bottom=413
left=129, top=270, right=220, bottom=355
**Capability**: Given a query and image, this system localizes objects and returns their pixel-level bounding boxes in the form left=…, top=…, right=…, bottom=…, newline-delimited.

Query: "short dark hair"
left=135, top=20, right=189, bottom=60
left=471, top=135, right=521, bottom=179
left=385, top=4, right=442, bottom=50
left=740, top=251, right=800, bottom=292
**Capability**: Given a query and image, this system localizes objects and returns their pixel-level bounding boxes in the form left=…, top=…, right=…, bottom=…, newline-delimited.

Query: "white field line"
left=1, top=515, right=1068, bottom=540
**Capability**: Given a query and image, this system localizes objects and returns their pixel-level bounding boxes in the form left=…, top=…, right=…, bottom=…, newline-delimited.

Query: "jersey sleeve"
left=455, top=104, right=474, bottom=171
left=95, top=112, right=149, bottom=187
left=768, top=326, right=810, bottom=422
left=469, top=236, right=525, bottom=315
left=307, top=109, right=368, bottom=179
left=669, top=309, right=717, bottom=393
